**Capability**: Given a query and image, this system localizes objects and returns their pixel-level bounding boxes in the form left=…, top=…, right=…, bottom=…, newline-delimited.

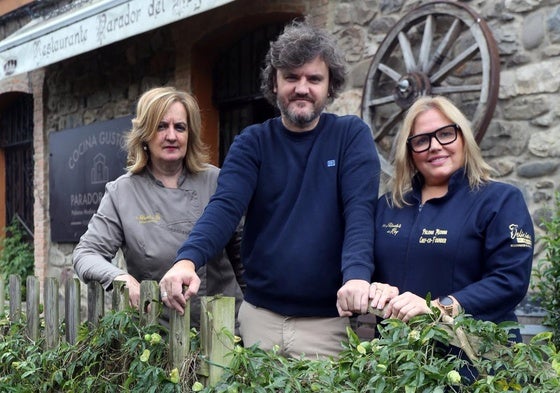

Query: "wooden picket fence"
left=0, top=274, right=235, bottom=386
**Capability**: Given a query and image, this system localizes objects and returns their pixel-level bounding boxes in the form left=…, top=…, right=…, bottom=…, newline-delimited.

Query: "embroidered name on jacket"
left=382, top=222, right=401, bottom=235
left=137, top=213, right=161, bottom=224
left=418, top=228, right=448, bottom=244
left=509, top=224, right=532, bottom=248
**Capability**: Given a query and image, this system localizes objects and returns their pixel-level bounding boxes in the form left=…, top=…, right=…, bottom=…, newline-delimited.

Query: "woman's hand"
left=384, top=291, right=432, bottom=322
left=369, top=282, right=399, bottom=316
left=114, top=274, right=141, bottom=309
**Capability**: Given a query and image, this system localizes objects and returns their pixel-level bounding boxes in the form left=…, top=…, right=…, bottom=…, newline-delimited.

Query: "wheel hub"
left=394, top=72, right=432, bottom=109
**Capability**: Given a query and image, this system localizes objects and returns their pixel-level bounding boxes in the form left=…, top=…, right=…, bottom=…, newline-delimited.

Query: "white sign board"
left=0, top=0, right=234, bottom=80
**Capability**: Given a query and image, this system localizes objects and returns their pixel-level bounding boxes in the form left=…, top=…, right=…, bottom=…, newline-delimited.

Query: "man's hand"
left=336, top=279, right=371, bottom=317
left=159, top=260, right=201, bottom=314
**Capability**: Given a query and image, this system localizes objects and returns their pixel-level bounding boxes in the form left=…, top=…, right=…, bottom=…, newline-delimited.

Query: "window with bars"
left=212, top=23, right=284, bottom=164
left=0, top=93, right=34, bottom=235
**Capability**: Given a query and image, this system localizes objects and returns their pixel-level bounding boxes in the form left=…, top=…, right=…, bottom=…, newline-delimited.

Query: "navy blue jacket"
left=374, top=169, right=533, bottom=327
left=176, top=113, right=380, bottom=317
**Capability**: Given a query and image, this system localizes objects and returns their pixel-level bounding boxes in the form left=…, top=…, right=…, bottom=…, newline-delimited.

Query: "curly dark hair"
left=260, top=19, right=347, bottom=106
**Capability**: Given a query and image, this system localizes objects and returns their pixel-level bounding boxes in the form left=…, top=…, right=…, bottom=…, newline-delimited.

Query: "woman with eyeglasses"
left=371, top=95, right=534, bottom=343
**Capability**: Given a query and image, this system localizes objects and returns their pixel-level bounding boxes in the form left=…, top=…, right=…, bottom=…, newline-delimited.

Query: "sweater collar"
left=279, top=113, right=326, bottom=138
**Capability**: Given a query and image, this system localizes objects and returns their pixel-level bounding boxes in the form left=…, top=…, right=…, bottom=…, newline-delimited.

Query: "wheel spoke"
left=426, top=19, right=462, bottom=75
left=377, top=63, right=402, bottom=82
left=366, top=94, right=396, bottom=107
left=432, top=84, right=482, bottom=94
left=430, top=43, right=478, bottom=84
left=375, top=108, right=406, bottom=141
left=398, top=31, right=417, bottom=71
left=419, top=15, right=434, bottom=73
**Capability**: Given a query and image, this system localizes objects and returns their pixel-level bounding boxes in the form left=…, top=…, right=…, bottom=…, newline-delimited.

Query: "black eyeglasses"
left=407, top=124, right=460, bottom=153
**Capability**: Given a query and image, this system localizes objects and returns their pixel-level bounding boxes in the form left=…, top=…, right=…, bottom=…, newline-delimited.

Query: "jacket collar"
left=409, top=168, right=468, bottom=205
left=143, top=166, right=188, bottom=188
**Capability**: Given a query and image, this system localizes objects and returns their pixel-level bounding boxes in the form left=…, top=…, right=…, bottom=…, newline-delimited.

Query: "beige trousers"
left=238, top=300, right=350, bottom=359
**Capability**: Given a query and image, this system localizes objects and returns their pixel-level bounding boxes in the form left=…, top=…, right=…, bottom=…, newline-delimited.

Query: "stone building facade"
left=0, top=0, right=559, bottom=313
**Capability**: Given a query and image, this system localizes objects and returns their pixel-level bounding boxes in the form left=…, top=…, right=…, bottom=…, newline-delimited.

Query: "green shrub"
left=0, top=308, right=201, bottom=392
left=533, top=192, right=560, bottom=348
left=0, top=218, right=35, bottom=284
left=203, top=312, right=560, bottom=393
left=1, top=303, right=558, bottom=391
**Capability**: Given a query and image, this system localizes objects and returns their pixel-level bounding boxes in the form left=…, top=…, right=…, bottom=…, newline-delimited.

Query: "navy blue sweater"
left=176, top=113, right=380, bottom=317
left=374, top=170, right=534, bottom=327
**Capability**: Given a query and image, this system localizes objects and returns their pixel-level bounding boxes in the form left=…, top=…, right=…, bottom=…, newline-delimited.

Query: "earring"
left=143, top=144, right=148, bottom=151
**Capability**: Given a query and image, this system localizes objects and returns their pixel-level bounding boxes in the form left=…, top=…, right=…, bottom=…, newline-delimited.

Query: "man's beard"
left=278, top=96, right=326, bottom=129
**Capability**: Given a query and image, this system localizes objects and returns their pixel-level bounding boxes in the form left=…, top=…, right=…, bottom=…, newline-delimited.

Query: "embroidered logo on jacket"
left=327, top=159, right=336, bottom=167
left=509, top=224, right=532, bottom=248
left=418, top=228, right=448, bottom=244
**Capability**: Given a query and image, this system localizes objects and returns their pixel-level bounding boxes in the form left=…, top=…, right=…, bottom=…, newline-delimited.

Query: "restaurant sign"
left=0, top=0, right=235, bottom=81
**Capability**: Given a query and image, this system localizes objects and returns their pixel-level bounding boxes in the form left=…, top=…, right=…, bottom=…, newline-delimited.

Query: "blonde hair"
left=390, top=95, right=493, bottom=207
left=126, top=86, right=209, bottom=174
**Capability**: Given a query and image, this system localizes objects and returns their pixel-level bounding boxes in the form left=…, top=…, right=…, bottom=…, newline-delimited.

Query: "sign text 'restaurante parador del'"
left=0, top=0, right=235, bottom=80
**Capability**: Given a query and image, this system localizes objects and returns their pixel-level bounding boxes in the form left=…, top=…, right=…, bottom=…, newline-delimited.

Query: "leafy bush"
left=0, top=218, right=35, bottom=285
left=533, top=192, right=560, bottom=348
left=1, top=302, right=558, bottom=391
left=203, top=312, right=560, bottom=393
left=0, top=309, right=200, bottom=392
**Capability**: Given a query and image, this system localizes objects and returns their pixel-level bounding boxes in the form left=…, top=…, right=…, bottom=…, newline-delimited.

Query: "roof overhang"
left=0, top=0, right=235, bottom=81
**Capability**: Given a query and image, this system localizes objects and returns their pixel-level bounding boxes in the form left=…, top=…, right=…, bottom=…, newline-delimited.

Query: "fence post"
left=169, top=304, right=190, bottom=370
left=44, top=277, right=60, bottom=349
left=65, top=278, right=81, bottom=344
left=26, top=276, right=40, bottom=341
left=87, top=281, right=104, bottom=327
left=9, top=274, right=21, bottom=323
left=139, top=280, right=160, bottom=326
left=112, top=280, right=128, bottom=311
left=0, top=277, right=4, bottom=316
left=199, top=296, right=235, bottom=386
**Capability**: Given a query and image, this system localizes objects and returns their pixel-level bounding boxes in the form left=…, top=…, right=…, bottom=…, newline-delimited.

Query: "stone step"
left=515, top=298, right=551, bottom=343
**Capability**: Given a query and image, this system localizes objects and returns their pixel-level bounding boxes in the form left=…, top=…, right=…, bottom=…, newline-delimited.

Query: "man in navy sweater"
left=160, top=20, right=381, bottom=358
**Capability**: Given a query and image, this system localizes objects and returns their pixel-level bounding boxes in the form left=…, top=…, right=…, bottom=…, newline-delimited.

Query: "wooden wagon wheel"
left=361, top=0, right=500, bottom=173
